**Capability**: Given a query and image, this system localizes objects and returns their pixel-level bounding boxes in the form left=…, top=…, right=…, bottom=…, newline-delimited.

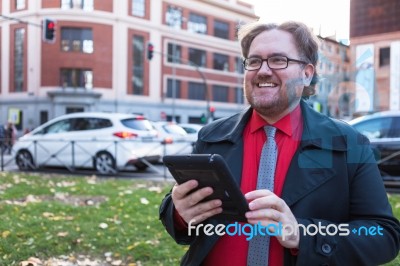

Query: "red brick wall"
left=42, top=0, right=112, bottom=11
left=351, top=0, right=400, bottom=37
left=95, top=0, right=113, bottom=12
left=10, top=0, right=28, bottom=12
left=41, top=21, right=113, bottom=89
left=41, top=0, right=60, bottom=9
left=126, top=28, right=150, bottom=95
left=9, top=24, right=28, bottom=92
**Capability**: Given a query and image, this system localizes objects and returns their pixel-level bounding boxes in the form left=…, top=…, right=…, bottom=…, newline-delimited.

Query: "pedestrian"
left=159, top=21, right=400, bottom=265
left=5, top=121, right=17, bottom=154
left=0, top=124, right=6, bottom=154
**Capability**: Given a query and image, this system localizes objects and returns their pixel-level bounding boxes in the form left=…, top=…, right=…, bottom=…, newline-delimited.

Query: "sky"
left=244, top=0, right=350, bottom=43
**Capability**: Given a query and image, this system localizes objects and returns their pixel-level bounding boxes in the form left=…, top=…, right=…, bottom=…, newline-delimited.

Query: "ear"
left=303, top=64, right=315, bottom=86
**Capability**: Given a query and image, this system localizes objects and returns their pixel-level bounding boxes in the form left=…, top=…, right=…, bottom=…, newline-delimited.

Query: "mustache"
left=253, top=76, right=303, bottom=85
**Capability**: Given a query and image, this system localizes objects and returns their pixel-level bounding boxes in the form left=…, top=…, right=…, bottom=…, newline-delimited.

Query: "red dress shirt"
left=204, top=104, right=303, bottom=265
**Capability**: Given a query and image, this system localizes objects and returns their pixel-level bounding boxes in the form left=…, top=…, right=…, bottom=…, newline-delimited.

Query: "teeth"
left=258, top=82, right=275, bottom=87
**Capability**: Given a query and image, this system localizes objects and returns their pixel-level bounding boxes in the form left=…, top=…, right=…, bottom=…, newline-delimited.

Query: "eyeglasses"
left=243, top=56, right=308, bottom=71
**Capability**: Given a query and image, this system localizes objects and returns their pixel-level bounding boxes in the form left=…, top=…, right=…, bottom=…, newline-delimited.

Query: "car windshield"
left=121, top=118, right=155, bottom=131
left=351, top=117, right=392, bottom=139
left=162, top=124, right=187, bottom=135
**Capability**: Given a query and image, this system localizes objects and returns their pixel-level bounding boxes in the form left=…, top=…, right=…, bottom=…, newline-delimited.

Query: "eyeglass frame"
left=242, top=56, right=309, bottom=71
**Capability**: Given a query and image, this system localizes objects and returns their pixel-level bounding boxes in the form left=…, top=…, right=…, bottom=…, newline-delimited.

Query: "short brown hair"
left=238, top=21, right=319, bottom=96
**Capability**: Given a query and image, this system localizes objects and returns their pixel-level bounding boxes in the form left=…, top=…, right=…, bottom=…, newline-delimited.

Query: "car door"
left=353, top=116, right=399, bottom=177
left=31, top=118, right=74, bottom=167
left=382, top=116, right=400, bottom=176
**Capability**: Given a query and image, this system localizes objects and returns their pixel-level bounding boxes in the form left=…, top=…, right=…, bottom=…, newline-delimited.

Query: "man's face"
left=244, top=29, right=314, bottom=119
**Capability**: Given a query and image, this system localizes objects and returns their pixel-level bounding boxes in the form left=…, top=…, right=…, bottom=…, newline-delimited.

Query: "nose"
left=258, top=60, right=272, bottom=73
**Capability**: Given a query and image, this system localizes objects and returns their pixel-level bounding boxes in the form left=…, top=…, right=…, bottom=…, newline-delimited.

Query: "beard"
left=245, top=80, right=302, bottom=118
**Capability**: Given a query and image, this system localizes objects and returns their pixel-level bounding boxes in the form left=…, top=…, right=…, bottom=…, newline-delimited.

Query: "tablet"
left=163, top=154, right=249, bottom=222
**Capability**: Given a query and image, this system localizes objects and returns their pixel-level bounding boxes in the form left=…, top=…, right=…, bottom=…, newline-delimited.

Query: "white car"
left=151, top=121, right=194, bottom=157
left=178, top=123, right=204, bottom=143
left=13, top=112, right=162, bottom=174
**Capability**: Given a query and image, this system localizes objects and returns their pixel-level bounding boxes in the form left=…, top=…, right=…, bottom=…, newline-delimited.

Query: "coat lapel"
left=281, top=148, right=336, bottom=206
left=281, top=101, right=347, bottom=206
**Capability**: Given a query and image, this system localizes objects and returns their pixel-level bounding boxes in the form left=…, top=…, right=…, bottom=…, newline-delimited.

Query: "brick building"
left=0, top=0, right=257, bottom=131
left=349, top=0, right=400, bottom=114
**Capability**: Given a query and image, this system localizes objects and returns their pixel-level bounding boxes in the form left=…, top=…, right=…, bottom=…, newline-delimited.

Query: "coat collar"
left=200, top=100, right=349, bottom=152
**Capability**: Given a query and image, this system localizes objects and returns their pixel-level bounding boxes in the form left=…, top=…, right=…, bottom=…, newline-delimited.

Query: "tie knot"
left=264, top=126, right=276, bottom=138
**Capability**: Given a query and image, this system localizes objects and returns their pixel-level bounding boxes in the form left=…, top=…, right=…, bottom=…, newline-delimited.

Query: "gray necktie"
left=247, top=126, right=277, bottom=266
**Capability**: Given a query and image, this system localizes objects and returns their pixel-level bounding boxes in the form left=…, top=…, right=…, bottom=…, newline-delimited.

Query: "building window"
left=235, top=87, right=244, bottom=104
left=235, top=57, right=244, bottom=74
left=212, top=85, right=229, bottom=102
left=132, top=35, right=145, bottom=95
left=188, top=13, right=207, bottom=34
left=214, top=20, right=229, bottom=39
left=14, top=28, right=25, bottom=92
left=379, top=47, right=390, bottom=67
left=167, top=43, right=182, bottom=63
left=166, top=6, right=183, bottom=30
left=188, top=82, right=206, bottom=100
left=61, top=28, right=93, bottom=53
left=61, top=0, right=73, bottom=9
left=213, top=53, right=229, bottom=71
left=167, top=79, right=181, bottom=98
left=16, top=0, right=25, bottom=10
left=189, top=48, right=206, bottom=67
left=81, top=0, right=94, bottom=11
left=132, top=0, right=145, bottom=17
left=60, top=68, right=93, bottom=89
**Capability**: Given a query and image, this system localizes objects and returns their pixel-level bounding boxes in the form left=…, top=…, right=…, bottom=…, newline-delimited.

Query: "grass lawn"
left=0, top=171, right=399, bottom=265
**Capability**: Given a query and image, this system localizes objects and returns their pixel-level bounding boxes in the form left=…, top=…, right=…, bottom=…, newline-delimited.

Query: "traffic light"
left=43, top=18, right=56, bottom=43
left=209, top=106, right=215, bottom=120
left=147, top=42, right=154, bottom=60
left=200, top=113, right=207, bottom=124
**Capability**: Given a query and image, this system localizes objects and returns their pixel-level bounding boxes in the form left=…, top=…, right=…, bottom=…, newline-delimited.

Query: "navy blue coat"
left=160, top=100, right=400, bottom=265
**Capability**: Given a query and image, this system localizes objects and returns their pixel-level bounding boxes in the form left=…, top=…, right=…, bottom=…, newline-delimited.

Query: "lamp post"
left=171, top=42, right=177, bottom=122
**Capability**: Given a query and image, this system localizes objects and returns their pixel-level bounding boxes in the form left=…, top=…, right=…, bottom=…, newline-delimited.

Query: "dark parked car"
left=347, top=111, right=400, bottom=179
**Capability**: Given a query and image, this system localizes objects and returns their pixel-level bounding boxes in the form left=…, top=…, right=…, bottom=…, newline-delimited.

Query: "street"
left=1, top=152, right=399, bottom=192
left=0, top=153, right=175, bottom=182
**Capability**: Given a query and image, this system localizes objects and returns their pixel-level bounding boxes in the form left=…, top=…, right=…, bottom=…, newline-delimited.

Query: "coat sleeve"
left=293, top=136, right=400, bottom=266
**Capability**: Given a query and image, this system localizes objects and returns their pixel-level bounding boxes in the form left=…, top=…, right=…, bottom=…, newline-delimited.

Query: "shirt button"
left=321, top=243, right=332, bottom=254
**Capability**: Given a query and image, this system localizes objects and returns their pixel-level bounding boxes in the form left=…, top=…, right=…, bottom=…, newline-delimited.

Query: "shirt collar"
left=249, top=104, right=302, bottom=137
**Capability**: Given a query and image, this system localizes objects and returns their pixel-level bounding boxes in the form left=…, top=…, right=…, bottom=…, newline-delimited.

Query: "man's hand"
left=245, top=189, right=300, bottom=249
left=171, top=180, right=223, bottom=224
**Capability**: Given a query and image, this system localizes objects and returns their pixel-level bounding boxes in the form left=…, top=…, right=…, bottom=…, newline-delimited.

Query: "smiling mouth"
left=257, top=82, right=278, bottom=88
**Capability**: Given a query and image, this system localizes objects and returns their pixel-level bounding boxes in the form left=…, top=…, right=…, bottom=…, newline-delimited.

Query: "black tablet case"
left=163, top=154, right=249, bottom=222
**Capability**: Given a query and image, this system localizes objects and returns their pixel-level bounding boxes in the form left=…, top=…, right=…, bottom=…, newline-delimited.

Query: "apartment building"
left=316, top=36, right=351, bottom=118
left=349, top=0, right=400, bottom=114
left=0, top=0, right=257, bottom=131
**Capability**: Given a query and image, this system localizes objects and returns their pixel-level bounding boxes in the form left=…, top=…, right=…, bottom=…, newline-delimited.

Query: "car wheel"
left=16, top=150, right=35, bottom=170
left=94, top=152, right=116, bottom=174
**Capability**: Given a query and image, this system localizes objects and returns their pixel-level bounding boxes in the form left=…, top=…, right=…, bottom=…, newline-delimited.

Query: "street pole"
left=151, top=49, right=209, bottom=123
left=171, top=42, right=177, bottom=122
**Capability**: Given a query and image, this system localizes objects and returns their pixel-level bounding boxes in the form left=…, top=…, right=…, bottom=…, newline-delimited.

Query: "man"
left=159, top=21, right=400, bottom=265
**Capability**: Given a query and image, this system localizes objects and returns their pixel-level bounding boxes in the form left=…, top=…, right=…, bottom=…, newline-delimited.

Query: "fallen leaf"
left=99, top=223, right=108, bottom=229
left=57, top=232, right=69, bottom=237
left=148, top=186, right=162, bottom=193
left=2, top=230, right=11, bottom=238
left=140, top=198, right=149, bottom=205
left=111, top=260, right=122, bottom=266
